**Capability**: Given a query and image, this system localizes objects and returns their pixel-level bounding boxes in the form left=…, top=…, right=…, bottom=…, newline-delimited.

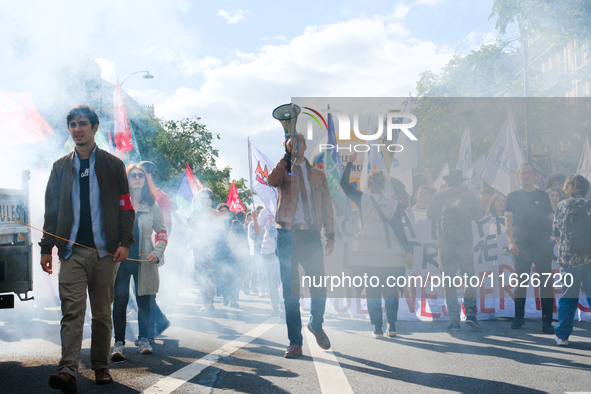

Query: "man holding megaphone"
left=268, top=103, right=335, bottom=359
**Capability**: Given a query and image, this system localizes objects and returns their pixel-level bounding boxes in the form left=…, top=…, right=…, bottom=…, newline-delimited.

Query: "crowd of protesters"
left=39, top=104, right=591, bottom=392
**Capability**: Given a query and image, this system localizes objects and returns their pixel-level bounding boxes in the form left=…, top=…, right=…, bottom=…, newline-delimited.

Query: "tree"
left=146, top=116, right=251, bottom=208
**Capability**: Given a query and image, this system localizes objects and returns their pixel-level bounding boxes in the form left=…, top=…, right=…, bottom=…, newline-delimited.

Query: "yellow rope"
left=0, top=212, right=149, bottom=262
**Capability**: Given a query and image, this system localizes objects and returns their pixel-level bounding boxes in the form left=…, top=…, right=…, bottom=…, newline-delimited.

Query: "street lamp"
left=120, top=71, right=154, bottom=86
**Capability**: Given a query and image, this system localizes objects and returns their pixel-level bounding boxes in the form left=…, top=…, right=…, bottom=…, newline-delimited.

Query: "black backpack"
left=563, top=198, right=591, bottom=255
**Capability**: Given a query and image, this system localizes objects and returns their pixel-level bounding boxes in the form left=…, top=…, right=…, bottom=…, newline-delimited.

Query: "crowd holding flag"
left=172, top=162, right=203, bottom=222
left=390, top=95, right=419, bottom=195
left=481, top=106, right=525, bottom=196
left=226, top=180, right=245, bottom=213
left=248, top=138, right=278, bottom=216
left=113, top=79, right=141, bottom=164
left=456, top=127, right=472, bottom=176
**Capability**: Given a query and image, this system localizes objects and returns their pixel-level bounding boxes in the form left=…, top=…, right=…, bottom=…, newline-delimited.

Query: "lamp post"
left=120, top=71, right=154, bottom=86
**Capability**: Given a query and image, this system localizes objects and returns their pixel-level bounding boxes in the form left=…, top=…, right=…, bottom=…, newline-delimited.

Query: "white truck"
left=0, top=170, right=33, bottom=309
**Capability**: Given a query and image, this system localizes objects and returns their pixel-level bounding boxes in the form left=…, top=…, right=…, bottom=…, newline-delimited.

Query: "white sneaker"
left=110, top=341, right=126, bottom=362
left=138, top=337, right=153, bottom=354
left=555, top=336, right=569, bottom=346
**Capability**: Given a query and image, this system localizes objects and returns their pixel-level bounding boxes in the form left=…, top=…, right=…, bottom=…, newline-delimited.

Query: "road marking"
left=143, top=318, right=277, bottom=394
left=304, top=328, right=355, bottom=394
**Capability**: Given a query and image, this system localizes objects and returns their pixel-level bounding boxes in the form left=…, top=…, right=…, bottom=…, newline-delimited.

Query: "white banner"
left=324, top=208, right=591, bottom=322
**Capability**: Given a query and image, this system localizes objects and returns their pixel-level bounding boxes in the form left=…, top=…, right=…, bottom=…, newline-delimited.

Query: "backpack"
left=563, top=198, right=591, bottom=255
left=440, top=191, right=470, bottom=242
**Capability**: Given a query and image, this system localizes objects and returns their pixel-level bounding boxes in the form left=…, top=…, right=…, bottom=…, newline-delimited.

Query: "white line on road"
left=143, top=318, right=278, bottom=394
left=304, top=328, right=355, bottom=394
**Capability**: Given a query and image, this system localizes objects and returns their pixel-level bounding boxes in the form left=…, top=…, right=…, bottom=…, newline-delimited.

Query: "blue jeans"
left=277, top=229, right=326, bottom=346
left=555, top=264, right=591, bottom=340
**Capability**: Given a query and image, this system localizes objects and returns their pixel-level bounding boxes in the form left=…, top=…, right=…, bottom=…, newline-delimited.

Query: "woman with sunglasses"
left=110, top=164, right=168, bottom=361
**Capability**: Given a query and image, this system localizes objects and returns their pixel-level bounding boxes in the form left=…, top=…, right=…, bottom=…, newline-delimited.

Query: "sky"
left=2, top=0, right=499, bottom=185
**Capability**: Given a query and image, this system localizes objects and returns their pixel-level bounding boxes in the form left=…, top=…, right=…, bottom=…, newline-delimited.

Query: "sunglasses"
left=129, top=172, right=145, bottom=179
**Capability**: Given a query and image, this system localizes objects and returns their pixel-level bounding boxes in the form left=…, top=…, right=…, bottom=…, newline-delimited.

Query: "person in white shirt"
left=253, top=207, right=281, bottom=316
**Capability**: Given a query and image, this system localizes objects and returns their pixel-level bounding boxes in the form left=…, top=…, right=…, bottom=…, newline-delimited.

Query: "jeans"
left=438, top=241, right=477, bottom=323
left=554, top=264, right=591, bottom=340
left=58, top=246, right=119, bottom=376
left=113, top=261, right=151, bottom=343
left=513, top=241, right=554, bottom=324
left=277, top=229, right=326, bottom=346
left=262, top=253, right=281, bottom=310
left=150, top=295, right=169, bottom=337
left=366, top=267, right=405, bottom=328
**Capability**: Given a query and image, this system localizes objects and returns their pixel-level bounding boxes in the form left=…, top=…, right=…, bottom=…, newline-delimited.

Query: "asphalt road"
left=1, top=286, right=591, bottom=394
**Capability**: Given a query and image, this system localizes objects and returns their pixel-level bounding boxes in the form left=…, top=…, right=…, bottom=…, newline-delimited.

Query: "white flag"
left=577, top=136, right=591, bottom=182
left=481, top=106, right=525, bottom=196
left=390, top=95, right=419, bottom=195
left=248, top=140, right=278, bottom=216
left=433, top=162, right=449, bottom=191
left=360, top=117, right=395, bottom=197
left=463, top=154, right=486, bottom=195
left=456, top=127, right=472, bottom=175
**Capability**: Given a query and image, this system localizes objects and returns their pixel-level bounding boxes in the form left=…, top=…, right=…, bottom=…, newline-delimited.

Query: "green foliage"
left=490, top=0, right=591, bottom=44
left=135, top=116, right=251, bottom=208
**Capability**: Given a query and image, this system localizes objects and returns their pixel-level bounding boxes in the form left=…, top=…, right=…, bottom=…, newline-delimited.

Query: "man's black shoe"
left=511, top=318, right=524, bottom=329
left=447, top=322, right=461, bottom=331
left=465, top=316, right=482, bottom=331
left=542, top=324, right=555, bottom=334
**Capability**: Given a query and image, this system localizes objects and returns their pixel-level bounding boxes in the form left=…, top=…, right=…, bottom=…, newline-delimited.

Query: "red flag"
left=113, top=79, right=134, bottom=153
left=226, top=180, right=245, bottom=213
left=0, top=91, right=53, bottom=146
left=186, top=163, right=203, bottom=199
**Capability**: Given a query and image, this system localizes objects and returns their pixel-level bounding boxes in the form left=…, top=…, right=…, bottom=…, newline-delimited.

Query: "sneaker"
left=284, top=345, right=303, bottom=358
left=134, top=338, right=155, bottom=346
left=372, top=327, right=383, bottom=339
left=200, top=304, right=215, bottom=314
left=510, top=318, right=524, bottom=329
left=229, top=301, right=239, bottom=308
left=110, top=341, right=126, bottom=362
left=385, top=322, right=397, bottom=337
left=542, top=323, right=555, bottom=334
left=465, top=316, right=482, bottom=331
left=270, top=308, right=280, bottom=317
left=555, top=336, right=569, bottom=346
left=138, top=338, right=153, bottom=355
left=447, top=322, right=461, bottom=331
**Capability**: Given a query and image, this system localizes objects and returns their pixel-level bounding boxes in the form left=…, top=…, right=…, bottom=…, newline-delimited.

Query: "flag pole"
left=247, top=137, right=256, bottom=211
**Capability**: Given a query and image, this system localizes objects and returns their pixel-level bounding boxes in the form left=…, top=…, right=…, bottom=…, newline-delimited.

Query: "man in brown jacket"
left=40, top=104, right=135, bottom=392
left=268, top=132, right=335, bottom=358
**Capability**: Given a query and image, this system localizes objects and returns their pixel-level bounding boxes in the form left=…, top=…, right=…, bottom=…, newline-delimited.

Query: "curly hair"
left=367, top=168, right=386, bottom=193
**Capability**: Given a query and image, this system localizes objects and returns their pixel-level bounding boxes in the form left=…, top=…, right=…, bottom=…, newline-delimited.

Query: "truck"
left=0, top=170, right=33, bottom=309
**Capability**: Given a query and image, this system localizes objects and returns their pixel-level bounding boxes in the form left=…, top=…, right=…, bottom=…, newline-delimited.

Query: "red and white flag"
left=226, top=180, right=245, bottom=213
left=0, top=91, right=53, bottom=146
left=113, top=79, right=134, bottom=153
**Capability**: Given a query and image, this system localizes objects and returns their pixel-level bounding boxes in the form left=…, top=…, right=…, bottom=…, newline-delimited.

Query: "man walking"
left=268, top=131, right=335, bottom=358
left=505, top=162, right=555, bottom=333
left=40, top=104, right=135, bottom=392
left=428, top=169, right=482, bottom=331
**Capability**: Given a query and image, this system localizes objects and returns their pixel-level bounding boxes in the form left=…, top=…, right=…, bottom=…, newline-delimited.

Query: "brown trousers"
left=58, top=246, right=119, bottom=376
